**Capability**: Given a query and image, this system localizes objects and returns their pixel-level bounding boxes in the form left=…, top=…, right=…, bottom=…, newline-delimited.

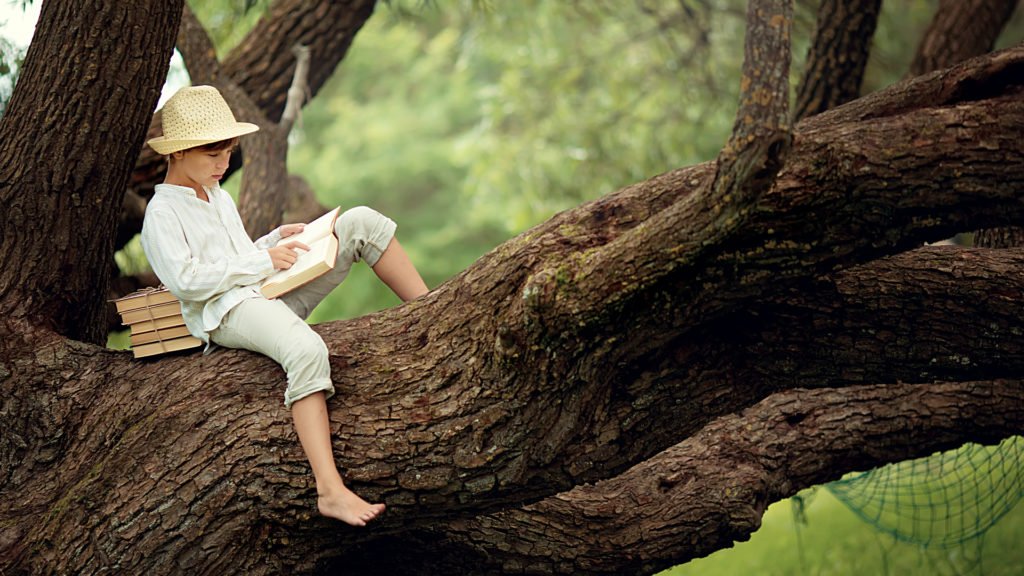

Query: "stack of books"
left=112, top=287, right=203, bottom=358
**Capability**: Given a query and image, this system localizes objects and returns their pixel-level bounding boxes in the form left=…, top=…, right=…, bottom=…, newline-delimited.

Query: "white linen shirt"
left=140, top=182, right=282, bottom=351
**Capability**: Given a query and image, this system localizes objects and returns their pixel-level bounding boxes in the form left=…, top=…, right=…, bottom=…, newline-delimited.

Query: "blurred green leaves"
left=0, top=36, right=25, bottom=119
left=288, top=0, right=752, bottom=320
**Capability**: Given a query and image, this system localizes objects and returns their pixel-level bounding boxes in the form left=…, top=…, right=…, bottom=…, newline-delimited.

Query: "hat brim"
left=147, top=122, right=259, bottom=155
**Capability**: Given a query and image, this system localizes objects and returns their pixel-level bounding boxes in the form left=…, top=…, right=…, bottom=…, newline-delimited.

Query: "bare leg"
left=372, top=238, right=429, bottom=302
left=291, top=392, right=385, bottom=526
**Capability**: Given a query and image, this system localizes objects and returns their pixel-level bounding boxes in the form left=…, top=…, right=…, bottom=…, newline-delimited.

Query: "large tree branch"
left=803, top=42, right=1024, bottom=127
left=176, top=3, right=223, bottom=84
left=352, top=381, right=1024, bottom=576
left=794, top=0, right=881, bottom=121
left=710, top=0, right=793, bottom=210
left=903, top=0, right=1023, bottom=249
left=358, top=244, right=1024, bottom=573
left=221, top=0, right=376, bottom=123
left=6, top=239, right=1024, bottom=572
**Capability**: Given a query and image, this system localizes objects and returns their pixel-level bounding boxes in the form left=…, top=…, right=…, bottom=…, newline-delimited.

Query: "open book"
left=260, top=207, right=341, bottom=299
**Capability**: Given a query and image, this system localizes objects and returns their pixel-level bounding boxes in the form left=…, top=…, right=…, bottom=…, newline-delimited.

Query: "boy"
left=141, top=85, right=428, bottom=526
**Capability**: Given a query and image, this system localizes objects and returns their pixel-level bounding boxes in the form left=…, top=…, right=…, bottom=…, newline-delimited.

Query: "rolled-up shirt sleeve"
left=141, top=209, right=275, bottom=302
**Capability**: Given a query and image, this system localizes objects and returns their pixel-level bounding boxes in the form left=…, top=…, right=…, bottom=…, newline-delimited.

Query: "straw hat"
left=147, top=85, right=259, bottom=155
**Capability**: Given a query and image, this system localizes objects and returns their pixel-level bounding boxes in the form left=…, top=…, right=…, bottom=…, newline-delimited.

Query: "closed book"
left=119, top=300, right=183, bottom=324
left=129, top=314, right=187, bottom=335
left=130, top=324, right=193, bottom=346
left=132, top=335, right=203, bottom=359
left=111, top=287, right=179, bottom=313
left=260, top=207, right=341, bottom=299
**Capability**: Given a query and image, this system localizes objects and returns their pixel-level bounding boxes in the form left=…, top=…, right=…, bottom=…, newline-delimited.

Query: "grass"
left=662, top=486, right=1024, bottom=576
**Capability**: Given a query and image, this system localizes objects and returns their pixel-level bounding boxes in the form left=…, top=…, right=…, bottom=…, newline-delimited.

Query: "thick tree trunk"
left=1, top=39, right=1023, bottom=572
left=909, top=0, right=1018, bottom=77
left=794, top=0, right=882, bottom=121
left=0, top=1, right=183, bottom=344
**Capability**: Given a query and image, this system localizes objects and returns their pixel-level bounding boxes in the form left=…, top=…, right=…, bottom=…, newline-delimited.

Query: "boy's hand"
left=279, top=223, right=306, bottom=238
left=268, top=241, right=311, bottom=270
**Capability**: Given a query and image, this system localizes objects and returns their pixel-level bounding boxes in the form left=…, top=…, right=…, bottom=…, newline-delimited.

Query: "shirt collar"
left=154, top=182, right=218, bottom=199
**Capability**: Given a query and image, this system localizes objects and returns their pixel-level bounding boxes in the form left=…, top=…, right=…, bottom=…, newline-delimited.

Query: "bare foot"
left=318, top=487, right=385, bottom=526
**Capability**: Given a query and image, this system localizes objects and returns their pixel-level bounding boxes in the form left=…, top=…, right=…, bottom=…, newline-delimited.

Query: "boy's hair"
left=168, top=137, right=238, bottom=162
left=192, top=137, right=239, bottom=153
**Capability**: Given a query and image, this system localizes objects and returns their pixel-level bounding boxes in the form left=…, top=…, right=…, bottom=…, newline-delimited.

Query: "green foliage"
left=287, top=0, right=758, bottom=320
left=187, top=0, right=271, bottom=57
left=0, top=36, right=25, bottom=119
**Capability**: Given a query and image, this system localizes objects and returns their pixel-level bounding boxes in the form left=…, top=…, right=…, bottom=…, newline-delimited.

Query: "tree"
left=1, top=1, right=1022, bottom=575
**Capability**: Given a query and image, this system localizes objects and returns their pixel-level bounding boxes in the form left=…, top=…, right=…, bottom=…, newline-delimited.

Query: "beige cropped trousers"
left=209, top=206, right=396, bottom=408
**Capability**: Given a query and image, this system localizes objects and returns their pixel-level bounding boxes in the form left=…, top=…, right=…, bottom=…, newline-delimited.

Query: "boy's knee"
left=300, top=334, right=329, bottom=362
left=281, top=330, right=328, bottom=366
left=335, top=206, right=396, bottom=266
left=338, top=206, right=387, bottom=233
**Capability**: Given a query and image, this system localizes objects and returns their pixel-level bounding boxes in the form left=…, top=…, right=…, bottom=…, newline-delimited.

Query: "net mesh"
left=826, top=435, right=1024, bottom=548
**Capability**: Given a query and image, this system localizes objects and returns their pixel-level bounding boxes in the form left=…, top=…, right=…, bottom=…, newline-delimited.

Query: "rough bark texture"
left=222, top=0, right=377, bottom=124
left=794, top=0, right=882, bottom=121
left=521, top=45, right=1024, bottom=347
left=359, top=244, right=1024, bottom=574
left=335, top=380, right=1024, bottom=575
left=975, top=226, right=1024, bottom=247
left=1, top=39, right=1023, bottom=572
left=0, top=0, right=183, bottom=344
left=908, top=0, right=1021, bottom=250
left=909, top=0, right=1018, bottom=77
left=707, top=0, right=792, bottom=223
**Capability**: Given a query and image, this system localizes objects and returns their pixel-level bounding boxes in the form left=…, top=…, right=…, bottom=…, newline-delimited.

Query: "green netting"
left=826, top=435, right=1024, bottom=548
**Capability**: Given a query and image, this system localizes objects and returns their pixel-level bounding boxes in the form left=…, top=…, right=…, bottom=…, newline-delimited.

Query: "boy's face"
left=171, top=146, right=232, bottom=187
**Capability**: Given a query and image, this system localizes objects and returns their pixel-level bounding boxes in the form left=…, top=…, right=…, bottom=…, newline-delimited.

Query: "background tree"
left=1, top=0, right=1023, bottom=574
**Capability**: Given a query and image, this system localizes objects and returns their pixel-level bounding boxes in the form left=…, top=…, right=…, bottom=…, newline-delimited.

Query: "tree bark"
left=909, top=0, right=1018, bottom=77
left=907, top=0, right=1022, bottom=249
left=0, top=0, right=183, bottom=344
left=794, top=0, right=882, bottom=121
left=2, top=38, right=1024, bottom=571
left=366, top=244, right=1024, bottom=573
left=333, top=380, right=1024, bottom=575
left=975, top=226, right=1024, bottom=248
